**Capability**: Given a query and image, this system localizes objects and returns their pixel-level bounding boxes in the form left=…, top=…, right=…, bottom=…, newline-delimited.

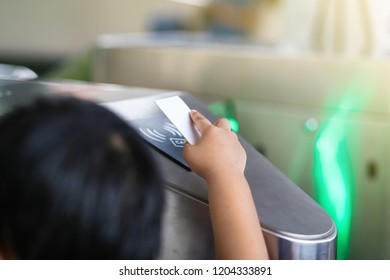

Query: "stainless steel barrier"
left=92, top=32, right=390, bottom=260
left=0, top=79, right=337, bottom=259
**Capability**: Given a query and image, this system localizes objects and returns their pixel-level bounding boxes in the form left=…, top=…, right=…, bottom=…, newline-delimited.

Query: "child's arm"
left=183, top=110, right=269, bottom=260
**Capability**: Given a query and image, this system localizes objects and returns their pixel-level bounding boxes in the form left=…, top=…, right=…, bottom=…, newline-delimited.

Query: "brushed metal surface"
left=0, top=80, right=337, bottom=259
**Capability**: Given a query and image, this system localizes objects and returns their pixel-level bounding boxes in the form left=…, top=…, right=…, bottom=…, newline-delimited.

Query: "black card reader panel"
left=125, top=93, right=218, bottom=172
left=131, top=116, right=190, bottom=170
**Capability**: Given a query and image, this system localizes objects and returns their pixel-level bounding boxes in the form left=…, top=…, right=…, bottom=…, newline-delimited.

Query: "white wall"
left=281, top=0, right=390, bottom=56
left=0, top=0, right=201, bottom=60
left=2, top=0, right=390, bottom=60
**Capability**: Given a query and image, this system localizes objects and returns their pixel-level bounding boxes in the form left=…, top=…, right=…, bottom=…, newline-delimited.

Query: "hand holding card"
left=155, top=96, right=200, bottom=145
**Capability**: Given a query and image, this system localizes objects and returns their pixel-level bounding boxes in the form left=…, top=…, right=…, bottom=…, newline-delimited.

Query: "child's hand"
left=183, top=110, right=246, bottom=182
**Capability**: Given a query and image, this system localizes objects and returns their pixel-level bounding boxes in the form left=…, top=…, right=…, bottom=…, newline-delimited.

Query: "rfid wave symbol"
left=139, top=123, right=186, bottom=148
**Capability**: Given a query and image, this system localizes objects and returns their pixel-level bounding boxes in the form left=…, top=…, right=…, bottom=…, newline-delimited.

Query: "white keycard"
left=156, top=96, right=200, bottom=145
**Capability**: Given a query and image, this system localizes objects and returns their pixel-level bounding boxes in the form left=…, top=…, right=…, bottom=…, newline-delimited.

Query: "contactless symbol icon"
left=138, top=122, right=185, bottom=147
left=163, top=123, right=182, bottom=137
left=139, top=127, right=166, bottom=143
left=170, top=138, right=185, bottom=148
left=134, top=118, right=190, bottom=170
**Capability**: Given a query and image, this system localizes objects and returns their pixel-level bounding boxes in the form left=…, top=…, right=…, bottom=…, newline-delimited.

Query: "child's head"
left=0, top=96, right=164, bottom=259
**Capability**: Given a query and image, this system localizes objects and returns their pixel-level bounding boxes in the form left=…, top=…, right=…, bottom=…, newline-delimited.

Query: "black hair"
left=0, top=96, right=164, bottom=259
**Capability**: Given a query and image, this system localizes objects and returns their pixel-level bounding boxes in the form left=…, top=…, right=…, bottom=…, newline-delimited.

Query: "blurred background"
left=2, top=0, right=390, bottom=260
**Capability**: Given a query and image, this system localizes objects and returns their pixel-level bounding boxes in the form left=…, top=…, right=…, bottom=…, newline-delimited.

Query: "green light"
left=313, top=80, right=371, bottom=259
left=305, top=118, right=319, bottom=132
left=208, top=100, right=239, bottom=132
left=227, top=117, right=240, bottom=132
left=314, top=121, right=353, bottom=260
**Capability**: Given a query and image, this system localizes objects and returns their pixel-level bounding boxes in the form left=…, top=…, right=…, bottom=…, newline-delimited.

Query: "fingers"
left=214, top=118, right=231, bottom=130
left=190, top=110, right=232, bottom=134
left=189, top=110, right=212, bottom=133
